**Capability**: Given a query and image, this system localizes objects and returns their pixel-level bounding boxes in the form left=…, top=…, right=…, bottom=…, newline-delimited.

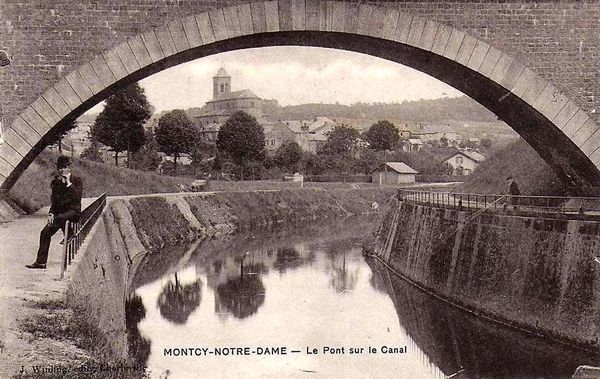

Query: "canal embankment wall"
left=65, top=188, right=395, bottom=360
left=372, top=198, right=600, bottom=351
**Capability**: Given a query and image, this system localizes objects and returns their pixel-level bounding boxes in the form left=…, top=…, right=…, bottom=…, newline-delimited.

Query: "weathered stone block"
left=42, top=87, right=71, bottom=118
left=356, top=4, right=374, bottom=35
left=251, top=2, right=267, bottom=32
left=21, top=106, right=50, bottom=135
left=489, top=53, right=515, bottom=84
left=381, top=7, right=399, bottom=41
left=115, top=41, right=140, bottom=75
left=222, top=6, right=241, bottom=38
left=31, top=97, right=60, bottom=127
left=103, top=48, right=127, bottom=81
left=562, top=109, right=590, bottom=139
left=477, top=46, right=501, bottom=78
left=511, top=67, right=537, bottom=98
left=520, top=72, right=547, bottom=105
left=264, top=1, right=279, bottom=32
left=455, top=34, right=477, bottom=66
left=278, top=0, right=292, bottom=31
left=332, top=1, right=348, bottom=33
left=65, top=71, right=93, bottom=102
left=77, top=62, right=104, bottom=95
left=443, top=29, right=465, bottom=60
left=431, top=23, right=451, bottom=56
left=552, top=100, right=580, bottom=131
left=168, top=20, right=190, bottom=52
left=394, top=12, right=413, bottom=44
left=499, top=60, right=525, bottom=91
left=572, top=119, right=599, bottom=148
left=305, top=0, right=321, bottom=30
left=182, top=15, right=202, bottom=48
left=0, top=142, right=22, bottom=167
left=467, top=40, right=489, bottom=71
left=11, top=116, right=41, bottom=146
left=579, top=124, right=600, bottom=155
left=0, top=158, right=13, bottom=178
left=418, top=20, right=439, bottom=51
left=3, top=129, right=30, bottom=156
left=237, top=4, right=253, bottom=35
left=541, top=91, right=569, bottom=121
left=141, top=31, right=164, bottom=63
left=196, top=13, right=216, bottom=45
left=155, top=25, right=177, bottom=57
left=127, top=36, right=153, bottom=69
left=407, top=16, right=426, bottom=47
left=291, top=0, right=305, bottom=31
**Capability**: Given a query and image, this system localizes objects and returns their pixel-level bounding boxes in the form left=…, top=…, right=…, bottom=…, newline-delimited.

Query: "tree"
left=49, top=119, right=76, bottom=154
left=91, top=83, right=152, bottom=167
left=322, top=125, right=360, bottom=155
left=216, top=111, right=265, bottom=179
left=481, top=138, right=492, bottom=150
left=155, top=109, right=199, bottom=173
left=363, top=120, right=399, bottom=150
left=130, top=130, right=162, bottom=171
left=80, top=140, right=103, bottom=162
left=274, top=140, right=303, bottom=172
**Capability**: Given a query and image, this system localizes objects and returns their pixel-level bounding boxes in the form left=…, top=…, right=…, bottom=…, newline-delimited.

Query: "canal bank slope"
left=64, top=188, right=395, bottom=364
left=372, top=197, right=600, bottom=354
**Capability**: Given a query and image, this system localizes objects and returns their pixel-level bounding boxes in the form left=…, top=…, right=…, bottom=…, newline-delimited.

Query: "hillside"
left=459, top=139, right=568, bottom=196
left=8, top=151, right=192, bottom=213
left=264, top=96, right=499, bottom=123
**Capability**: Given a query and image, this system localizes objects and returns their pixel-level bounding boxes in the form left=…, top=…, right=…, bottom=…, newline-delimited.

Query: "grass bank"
left=459, top=139, right=568, bottom=196
left=8, top=151, right=191, bottom=214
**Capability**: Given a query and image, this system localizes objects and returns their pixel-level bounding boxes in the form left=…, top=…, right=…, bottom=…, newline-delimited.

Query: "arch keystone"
left=223, top=6, right=242, bottom=38
left=237, top=4, right=254, bottom=35
left=250, top=2, right=268, bottom=33
left=265, top=1, right=280, bottom=32
left=291, top=0, right=306, bottom=31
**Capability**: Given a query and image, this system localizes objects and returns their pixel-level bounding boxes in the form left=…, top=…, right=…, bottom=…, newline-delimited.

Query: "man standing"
left=506, top=176, right=520, bottom=207
left=26, top=155, right=83, bottom=269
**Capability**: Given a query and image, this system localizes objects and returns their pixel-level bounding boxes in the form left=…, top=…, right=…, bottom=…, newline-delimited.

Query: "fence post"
left=59, top=221, right=70, bottom=280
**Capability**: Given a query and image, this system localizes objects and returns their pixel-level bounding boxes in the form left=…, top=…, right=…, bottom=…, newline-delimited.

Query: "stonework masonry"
left=2, top=1, right=600, bottom=192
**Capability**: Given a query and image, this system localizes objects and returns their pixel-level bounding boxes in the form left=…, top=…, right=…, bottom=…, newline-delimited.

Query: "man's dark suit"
left=33, top=174, right=83, bottom=265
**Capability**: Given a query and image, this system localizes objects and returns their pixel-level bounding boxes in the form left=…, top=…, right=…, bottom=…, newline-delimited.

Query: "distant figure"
left=506, top=176, right=520, bottom=207
left=371, top=201, right=379, bottom=212
left=26, top=156, right=83, bottom=269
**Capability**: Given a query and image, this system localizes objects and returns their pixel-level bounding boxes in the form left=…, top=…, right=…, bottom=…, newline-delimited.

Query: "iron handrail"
left=397, top=189, right=600, bottom=215
left=59, top=193, right=107, bottom=279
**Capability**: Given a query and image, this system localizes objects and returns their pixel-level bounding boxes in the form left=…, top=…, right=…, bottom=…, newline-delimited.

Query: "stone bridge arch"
left=2, top=0, right=600, bottom=194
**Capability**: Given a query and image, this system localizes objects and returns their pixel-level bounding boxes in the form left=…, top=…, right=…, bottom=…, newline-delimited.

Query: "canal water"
left=126, top=216, right=597, bottom=379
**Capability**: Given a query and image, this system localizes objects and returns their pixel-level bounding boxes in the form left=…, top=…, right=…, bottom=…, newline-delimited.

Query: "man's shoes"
left=25, top=262, right=46, bottom=269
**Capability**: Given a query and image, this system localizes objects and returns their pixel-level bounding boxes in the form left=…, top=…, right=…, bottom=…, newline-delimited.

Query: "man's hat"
left=56, top=155, right=72, bottom=168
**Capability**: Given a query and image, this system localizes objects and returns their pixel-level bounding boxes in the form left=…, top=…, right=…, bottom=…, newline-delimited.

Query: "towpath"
left=0, top=198, right=95, bottom=378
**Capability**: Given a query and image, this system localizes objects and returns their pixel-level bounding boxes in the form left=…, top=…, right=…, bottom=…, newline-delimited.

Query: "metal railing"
left=397, top=189, right=600, bottom=215
left=60, top=193, right=107, bottom=279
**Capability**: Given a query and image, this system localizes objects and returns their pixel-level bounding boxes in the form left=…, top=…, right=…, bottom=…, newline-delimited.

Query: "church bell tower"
left=213, top=67, right=231, bottom=100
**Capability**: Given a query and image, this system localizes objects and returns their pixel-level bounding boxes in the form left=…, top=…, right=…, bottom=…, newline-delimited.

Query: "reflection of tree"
left=274, top=247, right=306, bottom=273
left=125, top=294, right=151, bottom=367
left=216, top=274, right=265, bottom=319
left=157, top=273, right=202, bottom=324
left=329, top=252, right=359, bottom=294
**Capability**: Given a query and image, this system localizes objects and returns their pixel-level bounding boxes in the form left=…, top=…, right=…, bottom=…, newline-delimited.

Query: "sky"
left=88, top=46, right=463, bottom=113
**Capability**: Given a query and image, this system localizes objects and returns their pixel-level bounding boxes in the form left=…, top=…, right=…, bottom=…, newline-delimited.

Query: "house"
left=444, top=150, right=486, bottom=175
left=403, top=138, right=423, bottom=152
left=263, top=120, right=297, bottom=151
left=371, top=162, right=418, bottom=185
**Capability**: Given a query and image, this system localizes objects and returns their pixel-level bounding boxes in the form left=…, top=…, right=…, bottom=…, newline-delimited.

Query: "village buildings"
left=371, top=162, right=418, bottom=185
left=443, top=150, right=486, bottom=175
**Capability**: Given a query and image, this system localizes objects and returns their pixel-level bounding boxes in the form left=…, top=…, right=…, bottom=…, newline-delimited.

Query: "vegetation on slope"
left=459, top=139, right=568, bottom=196
left=8, top=150, right=191, bottom=214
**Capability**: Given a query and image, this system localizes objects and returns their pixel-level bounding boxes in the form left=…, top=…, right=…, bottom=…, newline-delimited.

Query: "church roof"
left=208, top=89, right=261, bottom=102
left=215, top=67, right=230, bottom=77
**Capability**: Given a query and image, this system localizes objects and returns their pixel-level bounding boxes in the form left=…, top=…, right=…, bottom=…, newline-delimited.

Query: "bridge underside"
left=2, top=28, right=600, bottom=194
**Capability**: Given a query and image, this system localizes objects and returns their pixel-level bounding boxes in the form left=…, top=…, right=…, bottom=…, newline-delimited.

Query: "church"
left=191, top=68, right=271, bottom=142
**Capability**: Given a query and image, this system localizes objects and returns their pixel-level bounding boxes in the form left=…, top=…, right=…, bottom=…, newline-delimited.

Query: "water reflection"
left=368, top=259, right=599, bottom=379
left=125, top=294, right=151, bottom=367
left=157, top=273, right=202, bottom=325
left=129, top=215, right=595, bottom=378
